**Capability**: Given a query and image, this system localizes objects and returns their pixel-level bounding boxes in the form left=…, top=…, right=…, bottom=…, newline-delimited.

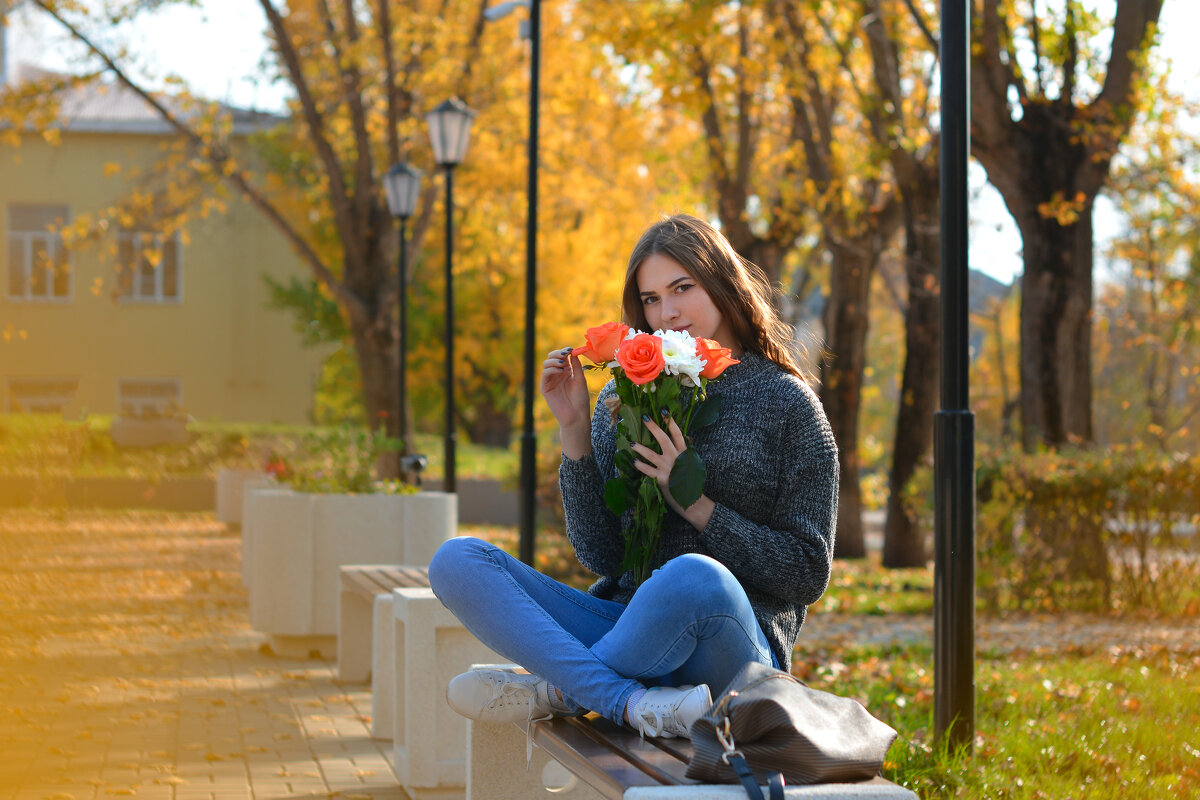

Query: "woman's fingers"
left=640, top=416, right=671, bottom=450
left=630, top=441, right=663, bottom=467
left=665, top=416, right=686, bottom=451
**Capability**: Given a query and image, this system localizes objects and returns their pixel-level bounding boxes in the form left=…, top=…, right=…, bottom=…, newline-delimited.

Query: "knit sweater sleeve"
left=557, top=383, right=626, bottom=577
left=698, top=383, right=838, bottom=607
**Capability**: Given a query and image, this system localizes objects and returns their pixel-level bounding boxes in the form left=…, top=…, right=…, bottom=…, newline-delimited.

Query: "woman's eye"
left=642, top=296, right=658, bottom=305
left=674, top=283, right=693, bottom=294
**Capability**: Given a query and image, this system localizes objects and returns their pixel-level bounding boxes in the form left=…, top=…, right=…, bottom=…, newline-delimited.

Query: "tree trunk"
left=1012, top=197, right=1095, bottom=449
left=819, top=239, right=875, bottom=559
left=738, top=238, right=785, bottom=295
left=349, top=308, right=404, bottom=478
left=462, top=403, right=514, bottom=448
left=882, top=171, right=940, bottom=567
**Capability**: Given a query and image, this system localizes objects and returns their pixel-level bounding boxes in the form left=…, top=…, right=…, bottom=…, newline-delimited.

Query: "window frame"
left=115, top=230, right=184, bottom=304
left=6, top=205, right=73, bottom=303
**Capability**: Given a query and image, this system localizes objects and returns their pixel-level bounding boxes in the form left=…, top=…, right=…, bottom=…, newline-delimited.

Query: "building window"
left=117, top=231, right=182, bottom=303
left=6, top=204, right=72, bottom=302
left=5, top=377, right=79, bottom=413
left=118, top=378, right=182, bottom=417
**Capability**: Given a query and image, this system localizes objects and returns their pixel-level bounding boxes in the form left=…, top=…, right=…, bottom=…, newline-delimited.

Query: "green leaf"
left=614, top=448, right=637, bottom=479
left=638, top=475, right=661, bottom=507
left=619, top=405, right=643, bottom=441
left=657, top=378, right=680, bottom=405
left=669, top=447, right=706, bottom=508
left=604, top=478, right=635, bottom=516
left=689, top=394, right=722, bottom=429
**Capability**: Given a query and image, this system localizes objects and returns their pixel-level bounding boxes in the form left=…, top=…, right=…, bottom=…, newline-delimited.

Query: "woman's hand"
left=540, top=348, right=593, bottom=459
left=632, top=415, right=715, bottom=530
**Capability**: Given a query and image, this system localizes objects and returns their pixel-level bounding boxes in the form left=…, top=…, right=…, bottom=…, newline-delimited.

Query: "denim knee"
left=427, top=535, right=486, bottom=605
left=655, top=552, right=737, bottom=587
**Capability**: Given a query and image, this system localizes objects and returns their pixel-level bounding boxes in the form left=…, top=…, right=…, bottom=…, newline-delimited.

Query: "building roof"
left=8, top=63, right=284, bottom=136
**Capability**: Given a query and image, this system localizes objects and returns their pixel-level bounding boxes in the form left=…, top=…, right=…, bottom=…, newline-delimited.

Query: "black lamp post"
left=383, top=162, right=423, bottom=464
left=935, top=0, right=976, bottom=753
left=427, top=97, right=477, bottom=494
left=484, top=0, right=540, bottom=564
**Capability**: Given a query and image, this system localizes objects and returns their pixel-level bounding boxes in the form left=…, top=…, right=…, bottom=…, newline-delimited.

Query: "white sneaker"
left=446, top=667, right=557, bottom=725
left=629, top=684, right=712, bottom=739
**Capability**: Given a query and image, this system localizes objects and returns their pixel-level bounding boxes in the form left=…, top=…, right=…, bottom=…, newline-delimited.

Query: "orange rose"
left=616, top=332, right=666, bottom=385
left=695, top=338, right=740, bottom=379
left=572, top=321, right=630, bottom=364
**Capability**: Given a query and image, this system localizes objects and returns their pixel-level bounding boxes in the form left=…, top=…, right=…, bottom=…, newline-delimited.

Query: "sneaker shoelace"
left=636, top=709, right=669, bottom=738
left=482, top=673, right=551, bottom=764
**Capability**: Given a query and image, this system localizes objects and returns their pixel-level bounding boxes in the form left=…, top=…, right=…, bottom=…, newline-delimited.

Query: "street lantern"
left=427, top=98, right=477, bottom=494
left=383, top=163, right=422, bottom=468
left=427, top=98, right=477, bottom=168
left=383, top=162, right=422, bottom=220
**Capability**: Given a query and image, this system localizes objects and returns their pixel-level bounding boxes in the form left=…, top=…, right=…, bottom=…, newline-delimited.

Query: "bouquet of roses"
left=571, top=322, right=739, bottom=585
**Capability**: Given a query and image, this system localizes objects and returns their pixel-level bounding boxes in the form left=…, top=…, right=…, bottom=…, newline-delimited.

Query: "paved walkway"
left=0, top=510, right=401, bottom=800
left=2, top=509, right=1195, bottom=800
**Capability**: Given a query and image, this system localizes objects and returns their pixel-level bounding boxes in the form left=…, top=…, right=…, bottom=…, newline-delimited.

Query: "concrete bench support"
left=372, top=592, right=395, bottom=739
left=390, top=587, right=501, bottom=800
left=338, top=565, right=430, bottom=684
left=468, top=719, right=602, bottom=800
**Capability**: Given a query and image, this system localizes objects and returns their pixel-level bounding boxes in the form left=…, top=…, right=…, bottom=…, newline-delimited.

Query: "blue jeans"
left=428, top=536, right=777, bottom=725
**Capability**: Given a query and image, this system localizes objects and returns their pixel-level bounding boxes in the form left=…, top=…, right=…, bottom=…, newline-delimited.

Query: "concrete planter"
left=215, top=468, right=274, bottom=525
left=243, top=487, right=456, bottom=656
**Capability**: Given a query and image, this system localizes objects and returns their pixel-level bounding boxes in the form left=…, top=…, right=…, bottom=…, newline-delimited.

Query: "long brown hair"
left=621, top=214, right=810, bottom=381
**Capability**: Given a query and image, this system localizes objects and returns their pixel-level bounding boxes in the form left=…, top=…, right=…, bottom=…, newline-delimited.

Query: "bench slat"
left=569, top=716, right=698, bottom=786
left=379, top=566, right=430, bottom=588
left=342, top=568, right=390, bottom=598
left=528, top=715, right=698, bottom=798
left=341, top=565, right=431, bottom=600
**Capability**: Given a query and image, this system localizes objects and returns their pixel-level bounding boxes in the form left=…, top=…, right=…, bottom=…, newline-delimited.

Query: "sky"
left=8, top=0, right=1200, bottom=286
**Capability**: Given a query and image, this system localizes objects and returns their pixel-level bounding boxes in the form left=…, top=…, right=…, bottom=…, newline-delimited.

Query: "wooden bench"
left=468, top=714, right=918, bottom=799
left=336, top=564, right=430, bottom=683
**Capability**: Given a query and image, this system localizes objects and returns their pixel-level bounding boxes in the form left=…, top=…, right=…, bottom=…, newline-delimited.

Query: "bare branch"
left=691, top=49, right=732, bottom=189
left=733, top=5, right=755, bottom=193
left=257, top=0, right=367, bottom=274
left=859, top=0, right=918, bottom=185
left=1097, top=0, right=1166, bottom=118
left=456, top=0, right=490, bottom=98
left=1029, top=0, right=1045, bottom=95
left=379, top=0, right=401, bottom=166
left=1063, top=1, right=1078, bottom=105
left=342, top=0, right=377, bottom=264
left=901, top=0, right=938, bottom=52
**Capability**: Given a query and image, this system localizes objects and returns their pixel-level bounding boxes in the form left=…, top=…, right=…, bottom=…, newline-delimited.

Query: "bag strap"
left=716, top=714, right=786, bottom=800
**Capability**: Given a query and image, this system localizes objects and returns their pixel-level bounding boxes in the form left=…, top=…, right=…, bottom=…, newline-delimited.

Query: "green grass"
left=808, top=551, right=934, bottom=615
left=800, top=642, right=1200, bottom=799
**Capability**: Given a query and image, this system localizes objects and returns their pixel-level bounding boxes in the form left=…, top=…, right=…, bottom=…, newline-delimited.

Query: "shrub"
left=967, top=448, right=1200, bottom=615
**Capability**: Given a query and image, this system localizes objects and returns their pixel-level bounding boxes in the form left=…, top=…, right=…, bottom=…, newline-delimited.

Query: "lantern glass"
left=384, top=163, right=423, bottom=219
left=426, top=97, right=478, bottom=167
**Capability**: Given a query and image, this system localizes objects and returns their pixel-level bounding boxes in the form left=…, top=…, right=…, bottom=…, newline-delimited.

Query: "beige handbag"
left=686, top=661, right=898, bottom=797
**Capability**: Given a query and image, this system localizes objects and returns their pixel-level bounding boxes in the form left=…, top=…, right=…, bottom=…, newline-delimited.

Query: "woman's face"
left=635, top=253, right=738, bottom=350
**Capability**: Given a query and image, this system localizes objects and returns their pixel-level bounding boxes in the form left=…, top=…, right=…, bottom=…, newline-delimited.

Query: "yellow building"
left=1, top=66, right=326, bottom=423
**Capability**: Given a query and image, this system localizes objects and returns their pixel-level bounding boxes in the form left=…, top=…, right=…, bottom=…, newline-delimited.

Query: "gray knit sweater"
left=558, top=351, right=839, bottom=670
